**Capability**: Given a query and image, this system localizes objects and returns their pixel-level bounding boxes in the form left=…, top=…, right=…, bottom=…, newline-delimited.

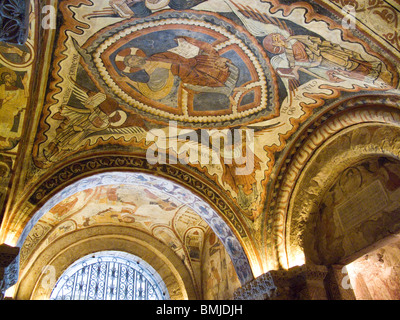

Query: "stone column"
left=324, top=264, right=356, bottom=300
left=0, top=244, right=20, bottom=300
left=234, top=264, right=329, bottom=300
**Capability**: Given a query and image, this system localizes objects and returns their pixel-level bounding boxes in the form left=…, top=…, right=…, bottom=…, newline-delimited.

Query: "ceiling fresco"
left=20, top=183, right=215, bottom=295
left=27, top=0, right=399, bottom=226
left=1, top=0, right=400, bottom=292
left=17, top=172, right=252, bottom=286
left=326, top=0, right=400, bottom=59
left=0, top=0, right=37, bottom=241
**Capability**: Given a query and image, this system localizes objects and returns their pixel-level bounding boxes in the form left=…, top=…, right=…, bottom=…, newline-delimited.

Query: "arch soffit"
left=268, top=102, right=400, bottom=269
left=16, top=170, right=254, bottom=285
left=16, top=226, right=196, bottom=300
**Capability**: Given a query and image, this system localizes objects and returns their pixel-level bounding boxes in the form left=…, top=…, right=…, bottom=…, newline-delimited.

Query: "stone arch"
left=269, top=104, right=400, bottom=270
left=14, top=167, right=253, bottom=286
left=15, top=226, right=196, bottom=300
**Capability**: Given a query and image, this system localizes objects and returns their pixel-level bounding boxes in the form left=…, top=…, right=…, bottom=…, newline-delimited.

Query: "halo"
left=114, top=47, right=147, bottom=73
left=262, top=33, right=286, bottom=55
left=0, top=67, right=17, bottom=83
left=109, top=110, right=128, bottom=127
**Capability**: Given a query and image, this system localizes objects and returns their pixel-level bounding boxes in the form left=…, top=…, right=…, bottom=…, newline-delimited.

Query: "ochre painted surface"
left=0, top=0, right=400, bottom=299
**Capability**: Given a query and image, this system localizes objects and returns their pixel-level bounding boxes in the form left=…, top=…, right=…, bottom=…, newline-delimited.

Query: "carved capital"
left=0, top=243, right=19, bottom=268
left=234, top=264, right=329, bottom=300
left=233, top=272, right=277, bottom=300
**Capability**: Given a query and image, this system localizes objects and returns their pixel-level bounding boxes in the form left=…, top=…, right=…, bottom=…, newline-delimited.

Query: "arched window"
left=50, top=251, right=169, bottom=300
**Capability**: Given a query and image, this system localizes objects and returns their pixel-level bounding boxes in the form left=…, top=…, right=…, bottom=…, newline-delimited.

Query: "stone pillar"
left=324, top=264, right=356, bottom=300
left=234, top=264, right=328, bottom=300
left=0, top=244, right=20, bottom=300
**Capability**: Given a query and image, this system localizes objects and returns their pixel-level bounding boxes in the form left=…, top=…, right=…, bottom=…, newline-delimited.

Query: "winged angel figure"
left=226, top=1, right=383, bottom=102
left=44, top=81, right=147, bottom=162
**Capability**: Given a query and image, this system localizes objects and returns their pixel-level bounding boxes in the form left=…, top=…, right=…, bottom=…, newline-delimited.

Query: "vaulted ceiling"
left=0, top=0, right=400, bottom=298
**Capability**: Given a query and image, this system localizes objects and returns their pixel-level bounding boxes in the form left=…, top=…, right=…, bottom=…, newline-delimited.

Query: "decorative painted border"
left=328, top=0, right=400, bottom=54
left=27, top=155, right=247, bottom=238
